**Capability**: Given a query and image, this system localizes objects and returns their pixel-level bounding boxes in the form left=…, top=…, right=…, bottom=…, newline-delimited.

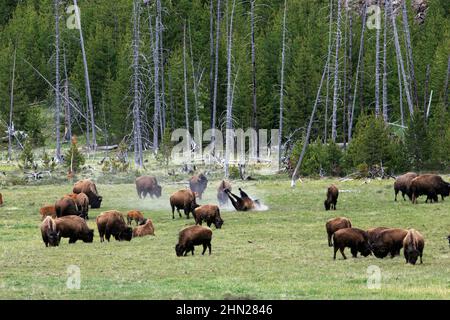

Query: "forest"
left=0, top=0, right=449, bottom=177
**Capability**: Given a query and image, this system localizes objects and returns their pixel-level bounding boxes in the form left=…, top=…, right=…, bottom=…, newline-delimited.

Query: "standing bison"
left=217, top=180, right=232, bottom=206
left=175, top=225, right=213, bottom=257
left=40, top=216, right=61, bottom=247
left=189, top=173, right=208, bottom=200
left=410, top=174, right=450, bottom=204
left=325, top=217, right=352, bottom=247
left=332, top=228, right=371, bottom=260
left=127, top=210, right=146, bottom=226
left=394, top=172, right=418, bottom=201
left=66, top=193, right=90, bottom=220
left=96, top=210, right=133, bottom=242
left=370, top=228, right=408, bottom=259
left=170, top=189, right=198, bottom=219
left=73, top=179, right=103, bottom=208
left=135, top=176, right=162, bottom=199
left=324, top=185, right=339, bottom=211
left=55, top=197, right=84, bottom=219
left=193, top=205, right=224, bottom=229
left=403, top=229, right=424, bottom=265
left=55, top=215, right=94, bottom=244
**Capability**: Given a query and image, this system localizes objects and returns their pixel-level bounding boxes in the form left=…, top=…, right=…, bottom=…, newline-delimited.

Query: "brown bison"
left=133, top=219, right=155, bottom=237
left=370, top=228, right=408, bottom=259
left=40, top=216, right=61, bottom=247
left=170, top=189, right=198, bottom=219
left=73, top=179, right=103, bottom=208
left=96, top=210, right=133, bottom=242
left=189, top=173, right=208, bottom=200
left=135, top=176, right=162, bottom=199
left=175, top=225, right=213, bottom=257
left=55, top=215, right=94, bottom=244
left=217, top=180, right=232, bottom=206
left=394, top=172, right=418, bottom=201
left=324, top=185, right=339, bottom=211
left=127, top=210, right=146, bottom=226
left=39, top=205, right=57, bottom=220
left=0, top=193, right=3, bottom=205
left=55, top=196, right=85, bottom=219
left=224, top=188, right=259, bottom=211
left=332, top=228, right=371, bottom=260
left=447, top=235, right=450, bottom=246
left=325, top=217, right=352, bottom=247
left=403, top=229, right=424, bottom=265
left=410, top=174, right=450, bottom=204
left=367, top=227, right=390, bottom=244
left=66, top=193, right=90, bottom=220
left=193, top=205, right=224, bottom=229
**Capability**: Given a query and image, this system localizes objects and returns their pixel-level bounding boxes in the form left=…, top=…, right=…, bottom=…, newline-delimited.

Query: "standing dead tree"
left=132, top=0, right=143, bottom=168
left=183, top=22, right=190, bottom=158
left=54, top=0, right=62, bottom=162
left=324, top=0, right=333, bottom=143
left=211, top=0, right=221, bottom=153
left=152, top=2, right=161, bottom=152
left=374, top=0, right=381, bottom=118
left=382, top=0, right=389, bottom=123
left=157, top=0, right=166, bottom=135
left=278, top=0, right=287, bottom=167
left=250, top=0, right=259, bottom=159
left=331, top=0, right=341, bottom=142
left=63, top=47, right=72, bottom=142
left=8, top=47, right=16, bottom=161
left=209, top=0, right=215, bottom=129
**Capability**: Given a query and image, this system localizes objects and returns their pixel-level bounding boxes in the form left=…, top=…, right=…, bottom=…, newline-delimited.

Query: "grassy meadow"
left=0, top=177, right=449, bottom=299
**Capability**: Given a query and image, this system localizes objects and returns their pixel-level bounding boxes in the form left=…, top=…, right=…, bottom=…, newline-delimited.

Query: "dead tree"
left=331, top=0, right=341, bottom=142
left=132, top=0, right=143, bottom=168
left=183, top=22, right=190, bottom=145
left=375, top=0, right=381, bottom=118
left=278, top=0, right=287, bottom=166
left=250, top=0, right=259, bottom=159
left=396, top=45, right=405, bottom=127
left=54, top=0, right=62, bottom=162
left=152, top=3, right=161, bottom=151
left=8, top=47, right=16, bottom=161
left=423, top=64, right=430, bottom=114
left=211, top=0, right=221, bottom=151
left=63, top=48, right=72, bottom=142
left=73, top=0, right=96, bottom=150
left=346, top=7, right=353, bottom=146
left=157, top=0, right=166, bottom=134
left=382, top=1, right=389, bottom=123
left=324, top=0, right=333, bottom=143
left=291, top=62, right=328, bottom=187
left=209, top=0, right=215, bottom=129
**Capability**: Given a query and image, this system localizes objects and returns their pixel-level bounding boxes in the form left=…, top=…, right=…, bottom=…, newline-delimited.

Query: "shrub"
left=18, top=139, right=34, bottom=170
left=64, top=136, right=85, bottom=174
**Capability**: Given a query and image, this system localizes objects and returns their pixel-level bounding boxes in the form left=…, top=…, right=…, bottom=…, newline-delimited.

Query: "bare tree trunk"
left=188, top=21, right=200, bottom=125
left=331, top=0, right=341, bottom=142
left=324, top=0, right=333, bottom=143
left=382, top=2, right=389, bottom=123
left=375, top=0, right=381, bottom=117
left=278, top=0, right=287, bottom=167
left=168, top=68, right=175, bottom=129
left=224, top=0, right=236, bottom=178
left=132, top=0, right=143, bottom=168
left=423, top=64, right=430, bottom=114
left=401, top=0, right=419, bottom=108
left=346, top=11, right=353, bottom=145
left=55, top=0, right=62, bottom=162
left=63, top=48, right=72, bottom=142
left=389, top=0, right=414, bottom=117
left=250, top=0, right=259, bottom=159
left=212, top=0, right=221, bottom=149
left=291, top=62, right=328, bottom=187
left=444, top=55, right=449, bottom=108
left=395, top=44, right=405, bottom=127
left=348, top=2, right=368, bottom=141
left=8, top=47, right=16, bottom=161
left=209, top=0, right=215, bottom=129
left=342, top=7, right=348, bottom=147
left=183, top=22, right=190, bottom=141
left=157, top=0, right=166, bottom=134
left=151, top=4, right=161, bottom=151
left=73, top=0, right=96, bottom=150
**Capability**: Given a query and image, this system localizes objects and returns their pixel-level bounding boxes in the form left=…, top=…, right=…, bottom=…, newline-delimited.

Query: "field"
left=0, top=178, right=449, bottom=299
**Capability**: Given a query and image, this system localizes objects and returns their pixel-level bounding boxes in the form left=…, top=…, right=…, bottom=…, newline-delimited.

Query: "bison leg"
left=202, top=243, right=207, bottom=255
left=207, top=241, right=211, bottom=255
left=340, top=247, right=347, bottom=260
left=350, top=247, right=358, bottom=258
left=333, top=247, right=338, bottom=260
left=69, top=237, right=77, bottom=244
left=394, top=189, right=398, bottom=201
left=328, top=234, right=332, bottom=247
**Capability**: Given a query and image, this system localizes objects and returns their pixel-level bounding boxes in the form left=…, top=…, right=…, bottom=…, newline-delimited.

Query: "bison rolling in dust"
left=135, top=176, right=162, bottom=199
left=224, top=188, right=260, bottom=211
left=324, top=185, right=339, bottom=211
left=325, top=217, right=352, bottom=247
left=175, top=225, right=213, bottom=257
left=394, top=172, right=418, bottom=201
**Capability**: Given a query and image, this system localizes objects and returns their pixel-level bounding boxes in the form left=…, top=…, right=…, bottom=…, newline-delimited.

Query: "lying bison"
left=127, top=210, right=146, bottom=226
left=325, top=217, right=352, bottom=247
left=403, top=229, right=424, bottom=265
left=394, top=172, right=418, bottom=201
left=410, top=174, right=450, bottom=204
left=55, top=215, right=94, bottom=244
left=73, top=179, right=103, bottom=208
left=40, top=205, right=57, bottom=220
left=170, top=189, right=198, bottom=219
left=217, top=180, right=232, bottom=206
left=224, top=188, right=259, bottom=211
left=40, top=216, right=61, bottom=247
left=332, top=228, right=371, bottom=260
left=175, top=225, right=212, bottom=257
left=370, top=228, right=408, bottom=259
left=133, top=219, right=155, bottom=237
left=66, top=193, right=90, bottom=220
left=324, top=185, right=339, bottom=211
left=189, top=173, right=208, bottom=200
left=96, top=210, right=133, bottom=242
left=55, top=197, right=85, bottom=219
left=135, top=176, right=162, bottom=199
left=193, top=205, right=224, bottom=229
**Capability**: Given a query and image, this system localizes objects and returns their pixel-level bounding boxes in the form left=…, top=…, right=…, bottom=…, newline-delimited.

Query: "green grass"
left=0, top=178, right=449, bottom=299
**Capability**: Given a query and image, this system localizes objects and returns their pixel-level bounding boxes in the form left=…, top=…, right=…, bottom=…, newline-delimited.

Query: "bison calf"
left=40, top=205, right=57, bottom=220
left=133, top=219, right=155, bottom=237
left=324, top=185, right=339, bottom=211
left=96, top=210, right=133, bottom=242
left=40, top=216, right=61, bottom=247
left=175, top=225, right=213, bottom=257
left=403, top=229, right=424, bottom=265
left=55, top=215, right=94, bottom=244
left=325, top=217, right=352, bottom=247
left=332, top=228, right=371, bottom=260
left=370, top=228, right=408, bottom=259
left=127, top=210, right=146, bottom=226
left=193, top=205, right=224, bottom=229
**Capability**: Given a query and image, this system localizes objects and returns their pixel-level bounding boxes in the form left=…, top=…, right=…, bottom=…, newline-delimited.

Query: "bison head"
left=118, top=227, right=133, bottom=241
left=90, top=196, right=103, bottom=209
left=155, top=185, right=162, bottom=198
left=47, top=230, right=61, bottom=247
left=407, top=249, right=420, bottom=265
left=82, top=229, right=94, bottom=243
left=214, top=217, right=224, bottom=229
left=175, top=244, right=185, bottom=257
